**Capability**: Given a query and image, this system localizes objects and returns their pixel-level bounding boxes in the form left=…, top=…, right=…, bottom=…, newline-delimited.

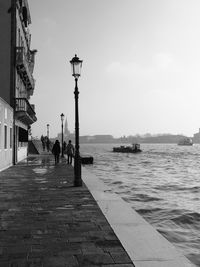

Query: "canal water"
left=81, top=143, right=200, bottom=266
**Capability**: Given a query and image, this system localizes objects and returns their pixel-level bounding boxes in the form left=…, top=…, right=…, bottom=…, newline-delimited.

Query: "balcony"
left=16, top=47, right=35, bottom=93
left=15, top=98, right=37, bottom=125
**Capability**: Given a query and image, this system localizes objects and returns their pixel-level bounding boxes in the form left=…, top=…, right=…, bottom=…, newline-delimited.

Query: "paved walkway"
left=0, top=154, right=135, bottom=267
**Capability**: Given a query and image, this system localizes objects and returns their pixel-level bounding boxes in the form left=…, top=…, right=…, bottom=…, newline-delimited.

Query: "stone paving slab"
left=0, top=155, right=135, bottom=267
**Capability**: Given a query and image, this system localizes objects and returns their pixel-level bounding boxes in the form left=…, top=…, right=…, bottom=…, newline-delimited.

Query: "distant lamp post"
left=47, top=124, right=50, bottom=139
left=70, top=54, right=83, bottom=187
left=60, top=113, right=64, bottom=158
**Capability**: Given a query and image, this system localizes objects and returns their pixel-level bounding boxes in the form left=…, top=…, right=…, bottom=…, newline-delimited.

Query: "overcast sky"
left=29, top=0, right=200, bottom=138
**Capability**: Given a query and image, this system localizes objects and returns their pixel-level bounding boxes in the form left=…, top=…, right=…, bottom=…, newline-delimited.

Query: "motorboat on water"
left=113, top=143, right=142, bottom=153
left=178, top=137, right=193, bottom=146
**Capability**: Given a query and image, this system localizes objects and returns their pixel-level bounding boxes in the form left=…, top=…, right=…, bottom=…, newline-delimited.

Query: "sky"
left=28, top=0, right=200, bottom=138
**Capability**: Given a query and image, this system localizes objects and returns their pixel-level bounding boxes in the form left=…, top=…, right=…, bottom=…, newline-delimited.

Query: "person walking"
left=63, top=141, right=66, bottom=154
left=46, top=137, right=50, bottom=152
left=66, top=140, right=74, bottom=164
left=41, top=135, right=45, bottom=151
left=52, top=140, right=61, bottom=164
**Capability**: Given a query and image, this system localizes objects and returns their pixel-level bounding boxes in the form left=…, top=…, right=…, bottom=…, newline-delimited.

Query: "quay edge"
left=82, top=167, right=195, bottom=267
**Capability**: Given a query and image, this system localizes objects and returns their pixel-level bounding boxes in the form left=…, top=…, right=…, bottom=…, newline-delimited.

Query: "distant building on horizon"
left=57, top=116, right=75, bottom=142
left=64, top=117, right=70, bottom=138
left=80, top=135, right=115, bottom=143
left=193, top=128, right=200, bottom=143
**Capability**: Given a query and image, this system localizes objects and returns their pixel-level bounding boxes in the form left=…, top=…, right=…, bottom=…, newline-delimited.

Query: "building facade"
left=0, top=97, right=13, bottom=170
left=0, top=0, right=37, bottom=170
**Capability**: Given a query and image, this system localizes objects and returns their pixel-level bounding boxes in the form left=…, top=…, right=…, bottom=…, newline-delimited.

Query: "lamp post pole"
left=74, top=77, right=82, bottom=186
left=47, top=124, right=50, bottom=139
left=70, top=54, right=83, bottom=187
left=61, top=113, right=64, bottom=158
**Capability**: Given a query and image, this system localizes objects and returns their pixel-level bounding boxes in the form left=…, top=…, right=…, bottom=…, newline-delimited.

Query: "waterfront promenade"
left=0, top=154, right=134, bottom=267
left=0, top=153, right=195, bottom=267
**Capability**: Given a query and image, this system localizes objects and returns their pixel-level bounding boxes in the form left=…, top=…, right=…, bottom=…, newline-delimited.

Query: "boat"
left=113, top=143, right=142, bottom=153
left=178, top=137, right=193, bottom=146
left=81, top=154, right=93, bottom=164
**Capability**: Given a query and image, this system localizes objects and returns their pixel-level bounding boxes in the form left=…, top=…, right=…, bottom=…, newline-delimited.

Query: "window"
left=19, top=127, right=28, bottom=142
left=5, top=108, right=7, bottom=119
left=4, top=125, right=7, bottom=149
left=10, top=128, right=12, bottom=149
left=18, top=29, right=20, bottom=46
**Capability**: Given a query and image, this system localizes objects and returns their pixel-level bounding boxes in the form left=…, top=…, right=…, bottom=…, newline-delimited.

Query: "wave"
left=154, top=184, right=200, bottom=193
left=171, top=212, right=200, bottom=229
left=136, top=207, right=163, bottom=215
left=132, top=193, right=162, bottom=202
left=111, top=181, right=123, bottom=185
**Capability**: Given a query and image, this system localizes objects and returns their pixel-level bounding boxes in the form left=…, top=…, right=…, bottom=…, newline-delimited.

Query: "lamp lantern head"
left=60, top=113, right=64, bottom=122
left=70, top=54, right=83, bottom=79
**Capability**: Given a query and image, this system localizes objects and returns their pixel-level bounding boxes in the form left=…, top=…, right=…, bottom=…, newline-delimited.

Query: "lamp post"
left=47, top=124, right=50, bottom=139
left=70, top=54, right=83, bottom=187
left=60, top=113, right=64, bottom=157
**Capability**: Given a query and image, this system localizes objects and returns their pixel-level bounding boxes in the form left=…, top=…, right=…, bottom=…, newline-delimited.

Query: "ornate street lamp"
left=47, top=124, right=50, bottom=139
left=60, top=113, right=64, bottom=157
left=70, top=54, right=83, bottom=187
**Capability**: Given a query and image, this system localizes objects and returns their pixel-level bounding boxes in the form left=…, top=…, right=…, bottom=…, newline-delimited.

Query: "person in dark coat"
left=52, top=140, right=61, bottom=164
left=66, top=140, right=74, bottom=164
left=41, top=135, right=45, bottom=151
left=63, top=141, right=66, bottom=153
left=46, top=137, right=50, bottom=152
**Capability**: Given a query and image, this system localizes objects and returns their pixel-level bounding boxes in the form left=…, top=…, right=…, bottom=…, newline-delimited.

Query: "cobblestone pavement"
left=0, top=155, right=135, bottom=267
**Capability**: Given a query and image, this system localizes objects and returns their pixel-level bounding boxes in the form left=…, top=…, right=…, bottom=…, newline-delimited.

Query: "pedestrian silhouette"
left=52, top=140, right=61, bottom=164
left=41, top=135, right=45, bottom=151
left=66, top=140, right=74, bottom=164
left=45, top=136, right=50, bottom=152
left=63, top=141, right=66, bottom=154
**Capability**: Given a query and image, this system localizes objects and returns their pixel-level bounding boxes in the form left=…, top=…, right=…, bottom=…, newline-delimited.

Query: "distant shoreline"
left=79, top=134, right=194, bottom=144
left=47, top=134, right=200, bottom=144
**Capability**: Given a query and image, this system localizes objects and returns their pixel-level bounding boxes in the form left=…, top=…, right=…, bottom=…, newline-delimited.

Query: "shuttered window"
left=4, top=125, right=7, bottom=149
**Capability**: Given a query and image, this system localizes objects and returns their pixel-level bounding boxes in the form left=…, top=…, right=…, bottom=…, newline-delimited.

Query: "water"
left=81, top=143, right=200, bottom=266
